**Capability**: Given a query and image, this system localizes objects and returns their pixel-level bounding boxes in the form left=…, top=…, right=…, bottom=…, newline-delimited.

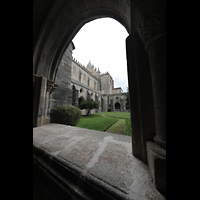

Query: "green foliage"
left=79, top=99, right=99, bottom=109
left=107, top=107, right=111, bottom=112
left=79, top=99, right=99, bottom=115
left=50, top=105, right=82, bottom=126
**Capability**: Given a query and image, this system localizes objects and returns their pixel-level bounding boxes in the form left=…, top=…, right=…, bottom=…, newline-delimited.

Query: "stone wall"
left=108, top=93, right=126, bottom=112
left=52, top=43, right=127, bottom=114
left=112, top=88, right=123, bottom=94
left=72, top=59, right=98, bottom=91
left=51, top=43, right=74, bottom=109
left=100, top=73, right=114, bottom=94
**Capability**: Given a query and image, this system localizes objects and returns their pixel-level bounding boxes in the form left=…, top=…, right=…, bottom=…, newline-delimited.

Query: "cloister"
left=33, top=0, right=166, bottom=199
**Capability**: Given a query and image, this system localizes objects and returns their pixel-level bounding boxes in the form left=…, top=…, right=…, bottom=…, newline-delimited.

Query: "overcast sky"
left=72, top=17, right=129, bottom=92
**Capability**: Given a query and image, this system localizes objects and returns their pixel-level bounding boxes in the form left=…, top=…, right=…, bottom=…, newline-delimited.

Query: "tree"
left=79, top=99, right=99, bottom=115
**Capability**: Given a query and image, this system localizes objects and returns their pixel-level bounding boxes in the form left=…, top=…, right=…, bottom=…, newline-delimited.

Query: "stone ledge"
left=146, top=141, right=166, bottom=195
left=33, top=124, right=165, bottom=200
left=33, top=146, right=129, bottom=200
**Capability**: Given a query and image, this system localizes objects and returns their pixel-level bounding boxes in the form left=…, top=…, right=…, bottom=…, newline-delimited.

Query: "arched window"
left=79, top=70, right=82, bottom=82
left=78, top=96, right=85, bottom=108
left=115, top=102, right=121, bottom=109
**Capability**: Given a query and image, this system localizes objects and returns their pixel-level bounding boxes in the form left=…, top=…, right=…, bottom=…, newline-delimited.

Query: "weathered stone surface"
left=88, top=142, right=133, bottom=192
left=126, top=33, right=156, bottom=162
left=58, top=138, right=100, bottom=168
left=33, top=124, right=165, bottom=200
left=147, top=141, right=166, bottom=195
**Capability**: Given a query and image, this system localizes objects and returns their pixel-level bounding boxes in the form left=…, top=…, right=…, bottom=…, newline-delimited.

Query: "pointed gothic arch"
left=33, top=0, right=166, bottom=194
left=78, top=96, right=85, bottom=108
left=115, top=102, right=121, bottom=110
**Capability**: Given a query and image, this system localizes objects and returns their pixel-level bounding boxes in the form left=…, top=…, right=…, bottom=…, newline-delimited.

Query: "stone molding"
left=47, top=80, right=58, bottom=94
left=135, top=0, right=166, bottom=45
left=144, top=32, right=166, bottom=51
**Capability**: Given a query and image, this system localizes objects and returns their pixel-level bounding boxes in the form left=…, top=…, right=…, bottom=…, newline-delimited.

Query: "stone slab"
left=33, top=123, right=165, bottom=200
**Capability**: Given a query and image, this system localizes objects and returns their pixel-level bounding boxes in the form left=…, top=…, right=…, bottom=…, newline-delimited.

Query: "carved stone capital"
left=47, top=80, right=58, bottom=94
left=135, top=0, right=166, bottom=44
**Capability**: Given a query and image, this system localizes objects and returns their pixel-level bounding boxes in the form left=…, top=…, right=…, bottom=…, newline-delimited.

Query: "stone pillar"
left=33, top=75, right=42, bottom=127
left=120, top=98, right=124, bottom=112
left=134, top=0, right=166, bottom=148
left=36, top=76, right=47, bottom=126
left=87, top=91, right=91, bottom=101
left=132, top=0, right=166, bottom=194
left=103, top=95, right=108, bottom=112
left=44, top=80, right=57, bottom=124
left=74, top=90, right=79, bottom=107
left=101, top=97, right=104, bottom=112
left=34, top=77, right=57, bottom=126
left=146, top=34, right=166, bottom=148
left=126, top=33, right=156, bottom=162
left=145, top=34, right=166, bottom=196
left=72, top=86, right=79, bottom=107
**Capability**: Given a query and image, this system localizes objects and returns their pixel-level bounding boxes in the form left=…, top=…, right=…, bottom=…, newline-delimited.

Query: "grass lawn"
left=106, top=119, right=126, bottom=135
left=103, top=112, right=132, bottom=136
left=76, top=113, right=118, bottom=131
left=101, top=112, right=130, bottom=119
left=76, top=112, right=132, bottom=136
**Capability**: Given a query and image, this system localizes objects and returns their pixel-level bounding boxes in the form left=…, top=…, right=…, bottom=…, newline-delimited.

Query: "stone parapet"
left=33, top=124, right=165, bottom=200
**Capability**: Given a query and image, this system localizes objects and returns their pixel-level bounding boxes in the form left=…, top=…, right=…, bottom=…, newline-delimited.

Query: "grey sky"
left=72, top=17, right=129, bottom=92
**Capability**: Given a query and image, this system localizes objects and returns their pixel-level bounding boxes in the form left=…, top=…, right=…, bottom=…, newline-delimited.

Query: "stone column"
left=145, top=33, right=166, bottom=195
left=135, top=0, right=166, bottom=149
left=33, top=75, right=42, bottom=127
left=74, top=89, right=79, bottom=107
left=126, top=33, right=156, bottom=162
left=111, top=98, right=114, bottom=111
left=35, top=76, right=47, bottom=127
left=72, top=86, right=79, bottom=107
left=101, top=97, right=104, bottom=112
left=146, top=34, right=166, bottom=148
left=120, top=98, right=124, bottom=112
left=44, top=80, right=57, bottom=124
left=33, top=76, right=57, bottom=127
left=132, top=0, right=166, bottom=194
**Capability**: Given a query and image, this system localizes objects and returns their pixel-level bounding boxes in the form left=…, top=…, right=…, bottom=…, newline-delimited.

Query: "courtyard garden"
left=76, top=112, right=131, bottom=136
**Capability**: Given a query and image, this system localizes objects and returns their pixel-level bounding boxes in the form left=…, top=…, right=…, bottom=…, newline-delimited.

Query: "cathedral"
left=51, top=42, right=128, bottom=115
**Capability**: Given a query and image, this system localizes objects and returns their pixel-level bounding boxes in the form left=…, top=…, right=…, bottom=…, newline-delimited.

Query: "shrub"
left=108, top=107, right=111, bottom=112
left=50, top=105, right=82, bottom=126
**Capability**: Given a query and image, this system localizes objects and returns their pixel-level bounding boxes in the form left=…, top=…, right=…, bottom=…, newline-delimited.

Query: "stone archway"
left=33, top=0, right=131, bottom=127
left=115, top=102, right=121, bottom=110
left=72, top=85, right=79, bottom=107
left=33, top=0, right=166, bottom=194
left=33, top=0, right=131, bottom=81
left=78, top=96, right=85, bottom=108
